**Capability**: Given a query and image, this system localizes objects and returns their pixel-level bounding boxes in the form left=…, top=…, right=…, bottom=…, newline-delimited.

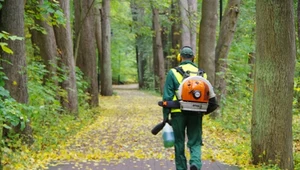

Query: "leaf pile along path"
left=48, top=86, right=239, bottom=170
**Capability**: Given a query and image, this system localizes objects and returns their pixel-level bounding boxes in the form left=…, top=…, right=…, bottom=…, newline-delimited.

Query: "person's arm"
left=205, top=97, right=219, bottom=114
left=162, top=70, right=176, bottom=121
left=202, top=72, right=219, bottom=114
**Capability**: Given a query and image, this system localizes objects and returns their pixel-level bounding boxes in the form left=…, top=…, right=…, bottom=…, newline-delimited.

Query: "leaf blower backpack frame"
left=158, top=66, right=216, bottom=113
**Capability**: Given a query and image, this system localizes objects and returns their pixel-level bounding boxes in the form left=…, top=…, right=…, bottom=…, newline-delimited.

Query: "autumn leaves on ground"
left=2, top=88, right=299, bottom=169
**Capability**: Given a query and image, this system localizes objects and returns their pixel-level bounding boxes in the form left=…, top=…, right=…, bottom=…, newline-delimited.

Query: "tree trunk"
left=29, top=0, right=57, bottom=82
left=198, top=0, right=218, bottom=86
left=251, top=1, right=295, bottom=169
left=298, top=0, right=300, bottom=51
left=152, top=7, right=165, bottom=94
left=74, top=0, right=98, bottom=107
left=0, top=0, right=33, bottom=144
left=152, top=27, right=159, bottom=91
left=170, top=0, right=181, bottom=68
left=30, top=19, right=57, bottom=80
left=130, top=1, right=145, bottom=88
left=101, top=0, right=113, bottom=96
left=213, top=0, right=240, bottom=118
left=53, top=0, right=78, bottom=115
left=178, top=0, right=197, bottom=52
left=297, top=0, right=300, bottom=113
left=95, top=7, right=102, bottom=92
left=188, top=0, right=197, bottom=52
left=179, top=0, right=191, bottom=47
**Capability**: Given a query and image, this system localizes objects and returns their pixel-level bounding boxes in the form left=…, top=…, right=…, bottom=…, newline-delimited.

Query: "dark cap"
left=180, top=46, right=194, bottom=58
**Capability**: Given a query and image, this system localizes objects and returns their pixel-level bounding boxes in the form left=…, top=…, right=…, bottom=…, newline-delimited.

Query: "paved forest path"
left=48, top=84, right=239, bottom=170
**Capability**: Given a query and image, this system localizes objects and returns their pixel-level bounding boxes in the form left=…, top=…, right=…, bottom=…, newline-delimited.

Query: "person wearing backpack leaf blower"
left=161, top=46, right=218, bottom=170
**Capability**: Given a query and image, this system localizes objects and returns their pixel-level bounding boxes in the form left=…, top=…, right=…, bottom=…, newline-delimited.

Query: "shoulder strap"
left=175, top=67, right=189, bottom=79
left=197, top=69, right=205, bottom=77
left=175, top=66, right=205, bottom=78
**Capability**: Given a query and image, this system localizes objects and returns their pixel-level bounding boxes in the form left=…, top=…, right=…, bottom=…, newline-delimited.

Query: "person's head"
left=180, top=46, right=194, bottom=62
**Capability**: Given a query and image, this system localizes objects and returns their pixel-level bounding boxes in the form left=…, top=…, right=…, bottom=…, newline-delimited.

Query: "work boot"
left=190, top=164, right=198, bottom=170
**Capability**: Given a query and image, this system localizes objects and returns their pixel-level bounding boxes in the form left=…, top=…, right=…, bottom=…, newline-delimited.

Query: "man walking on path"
left=162, top=46, right=218, bottom=170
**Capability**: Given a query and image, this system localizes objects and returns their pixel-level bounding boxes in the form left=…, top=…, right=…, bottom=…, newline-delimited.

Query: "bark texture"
left=152, top=7, right=165, bottom=94
left=74, top=0, right=99, bottom=107
left=95, top=7, right=102, bottom=91
left=179, top=0, right=191, bottom=47
left=187, top=0, right=197, bottom=52
left=101, top=0, right=113, bottom=96
left=53, top=0, right=78, bottom=114
left=31, top=19, right=57, bottom=78
left=179, top=0, right=197, bottom=52
left=30, top=0, right=57, bottom=82
left=198, top=0, right=218, bottom=85
left=251, top=1, right=295, bottom=169
left=170, top=0, right=181, bottom=68
left=0, top=0, right=33, bottom=144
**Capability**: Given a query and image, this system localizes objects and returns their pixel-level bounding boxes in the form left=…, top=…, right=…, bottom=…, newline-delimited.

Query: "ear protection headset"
left=177, top=46, right=194, bottom=62
left=181, top=46, right=193, bottom=51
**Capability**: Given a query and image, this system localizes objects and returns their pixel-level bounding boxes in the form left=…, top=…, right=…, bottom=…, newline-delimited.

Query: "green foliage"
left=25, top=0, right=66, bottom=33
left=0, top=31, right=23, bottom=54
left=219, top=0, right=255, bottom=122
left=219, top=1, right=300, bottom=168
left=294, top=48, right=300, bottom=115
left=27, top=61, right=64, bottom=116
left=75, top=67, right=90, bottom=109
left=111, top=1, right=138, bottom=83
left=2, top=108, right=99, bottom=169
left=0, top=0, right=3, bottom=10
left=295, top=150, right=300, bottom=170
left=0, top=59, right=92, bottom=168
left=0, top=67, right=31, bottom=134
left=27, top=59, right=90, bottom=114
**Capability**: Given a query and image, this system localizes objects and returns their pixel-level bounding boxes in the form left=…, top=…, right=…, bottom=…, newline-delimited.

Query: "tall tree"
left=188, top=0, right=197, bottom=52
left=178, top=0, right=197, bottom=51
left=251, top=0, right=295, bottom=169
left=95, top=6, right=102, bottom=91
left=74, top=0, right=99, bottom=107
left=0, top=0, right=33, bottom=144
left=101, top=0, right=113, bottom=96
left=53, top=0, right=78, bottom=114
left=170, top=0, right=181, bottom=68
left=29, top=0, right=58, bottom=82
left=151, top=5, right=165, bottom=94
left=213, top=0, right=240, bottom=118
left=179, top=0, right=190, bottom=47
left=198, top=0, right=218, bottom=85
left=297, top=0, right=300, bottom=112
left=130, top=1, right=146, bottom=88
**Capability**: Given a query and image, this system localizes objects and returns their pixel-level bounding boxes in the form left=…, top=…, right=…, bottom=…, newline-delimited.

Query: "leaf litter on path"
left=48, top=89, right=241, bottom=169
left=48, top=89, right=176, bottom=169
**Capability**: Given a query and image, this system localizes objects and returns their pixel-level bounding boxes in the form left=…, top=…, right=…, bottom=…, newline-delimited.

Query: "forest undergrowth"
left=1, top=89, right=299, bottom=170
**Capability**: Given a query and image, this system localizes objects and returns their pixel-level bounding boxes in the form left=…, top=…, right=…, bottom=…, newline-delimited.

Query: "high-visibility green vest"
left=170, top=64, right=207, bottom=113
